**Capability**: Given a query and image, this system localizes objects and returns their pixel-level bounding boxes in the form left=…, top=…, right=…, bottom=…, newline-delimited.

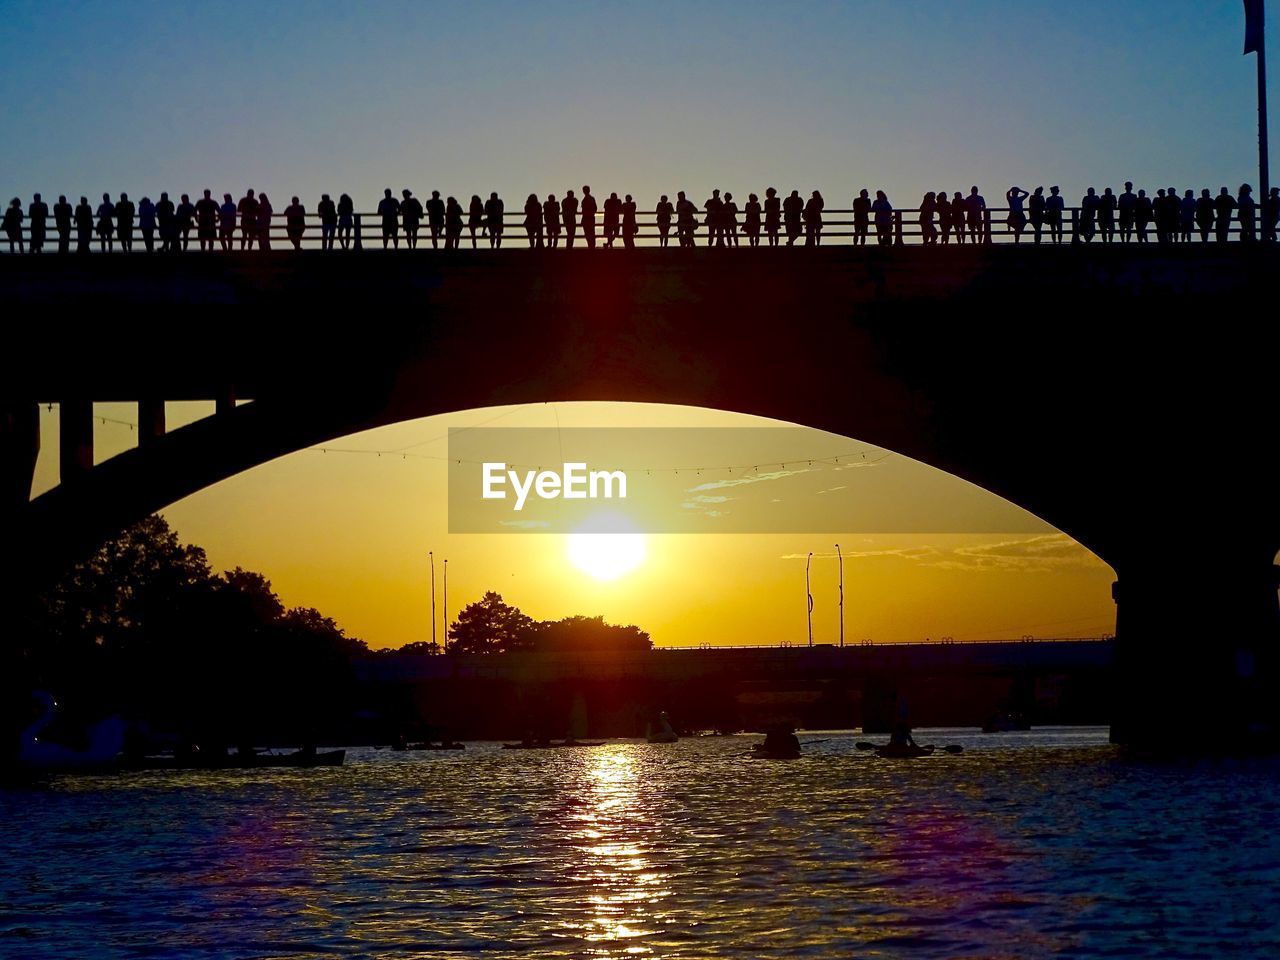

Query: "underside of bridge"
left=2, top=246, right=1277, bottom=749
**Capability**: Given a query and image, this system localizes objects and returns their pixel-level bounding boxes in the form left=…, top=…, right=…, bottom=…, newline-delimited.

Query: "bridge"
left=2, top=244, right=1277, bottom=748
left=355, top=638, right=1116, bottom=736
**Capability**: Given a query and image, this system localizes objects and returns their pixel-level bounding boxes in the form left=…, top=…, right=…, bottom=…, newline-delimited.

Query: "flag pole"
left=1259, top=5, right=1270, bottom=204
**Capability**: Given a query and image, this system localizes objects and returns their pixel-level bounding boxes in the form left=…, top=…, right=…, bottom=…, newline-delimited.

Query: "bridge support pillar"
left=1, top=401, right=39, bottom=517
left=58, top=399, right=93, bottom=484
left=138, top=398, right=165, bottom=447
left=215, top=388, right=236, bottom=417
left=1111, top=542, right=1280, bottom=750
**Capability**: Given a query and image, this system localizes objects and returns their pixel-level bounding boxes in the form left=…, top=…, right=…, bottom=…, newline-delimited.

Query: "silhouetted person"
left=580, top=186, right=596, bottom=247
left=523, top=192, right=543, bottom=248
left=1195, top=189, right=1214, bottom=242
left=764, top=187, right=781, bottom=246
left=966, top=186, right=986, bottom=242
left=1044, top=186, right=1064, bottom=244
left=28, top=193, right=48, bottom=253
left=704, top=189, right=723, bottom=247
left=656, top=194, right=674, bottom=247
left=722, top=191, right=739, bottom=246
left=484, top=191, right=504, bottom=248
left=1134, top=190, right=1152, bottom=243
left=219, top=193, right=237, bottom=251
left=1238, top=184, right=1257, bottom=242
left=53, top=194, right=72, bottom=253
left=1006, top=186, right=1028, bottom=243
left=1028, top=187, right=1045, bottom=244
left=1164, top=186, right=1180, bottom=242
left=936, top=190, right=952, bottom=244
left=783, top=190, right=803, bottom=245
left=285, top=196, right=306, bottom=249
left=176, top=193, right=196, bottom=251
left=853, top=189, right=871, bottom=245
left=468, top=194, right=484, bottom=248
left=400, top=189, right=422, bottom=249
left=1179, top=190, right=1195, bottom=243
left=950, top=191, right=967, bottom=244
left=561, top=190, right=577, bottom=248
left=603, top=191, right=621, bottom=247
left=378, top=188, right=400, bottom=249
left=622, top=193, right=638, bottom=248
left=337, top=193, right=354, bottom=249
left=95, top=192, right=114, bottom=252
left=136, top=195, right=155, bottom=252
left=114, top=192, right=135, bottom=252
left=676, top=190, right=696, bottom=248
left=3, top=199, right=23, bottom=253
left=1264, top=187, right=1280, bottom=243
left=1115, top=182, right=1134, bottom=242
left=254, top=192, right=271, bottom=250
left=804, top=190, right=824, bottom=245
left=743, top=193, right=760, bottom=247
left=74, top=195, right=92, bottom=252
left=1152, top=189, right=1170, bottom=244
left=544, top=194, right=561, bottom=248
left=426, top=190, right=445, bottom=249
left=195, top=189, right=218, bottom=252
left=1079, top=188, right=1098, bottom=243
left=317, top=193, right=336, bottom=251
left=1097, top=187, right=1116, bottom=243
left=445, top=196, right=464, bottom=249
left=919, top=192, right=937, bottom=244
left=872, top=190, right=893, bottom=245
left=156, top=191, right=177, bottom=251
left=1214, top=187, right=1235, bottom=243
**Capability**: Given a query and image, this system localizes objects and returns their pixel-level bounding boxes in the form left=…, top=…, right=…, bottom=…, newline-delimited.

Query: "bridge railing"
left=2, top=206, right=1268, bottom=251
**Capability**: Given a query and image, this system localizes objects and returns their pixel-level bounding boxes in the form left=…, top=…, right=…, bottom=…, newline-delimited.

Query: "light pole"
left=1246, top=0, right=1270, bottom=203
left=429, top=551, right=437, bottom=652
left=806, top=551, right=814, bottom=648
left=836, top=543, right=844, bottom=648
left=442, top=558, right=448, bottom=653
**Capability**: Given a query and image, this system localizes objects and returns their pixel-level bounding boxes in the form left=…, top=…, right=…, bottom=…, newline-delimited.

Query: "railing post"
left=1070, top=208, right=1079, bottom=245
left=983, top=208, right=992, bottom=244
left=894, top=210, right=903, bottom=245
left=353, top=213, right=363, bottom=251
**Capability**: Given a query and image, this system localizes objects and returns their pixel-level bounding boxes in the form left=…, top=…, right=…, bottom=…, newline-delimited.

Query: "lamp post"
left=836, top=543, right=844, bottom=648
left=806, top=552, right=814, bottom=648
left=442, top=559, right=448, bottom=653
left=429, top=551, right=436, bottom=652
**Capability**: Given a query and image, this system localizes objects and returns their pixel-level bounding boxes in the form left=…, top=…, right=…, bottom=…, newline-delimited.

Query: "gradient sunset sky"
left=11, top=0, right=1267, bottom=647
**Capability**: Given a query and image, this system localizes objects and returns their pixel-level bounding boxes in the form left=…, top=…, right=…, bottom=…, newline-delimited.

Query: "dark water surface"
left=3, top=728, right=1280, bottom=958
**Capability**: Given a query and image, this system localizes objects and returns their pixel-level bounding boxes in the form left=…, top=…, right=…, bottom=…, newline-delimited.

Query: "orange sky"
left=31, top=401, right=1116, bottom=649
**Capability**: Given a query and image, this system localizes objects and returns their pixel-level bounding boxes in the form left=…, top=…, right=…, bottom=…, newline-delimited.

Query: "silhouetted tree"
left=448, top=591, right=535, bottom=653
left=528, top=615, right=652, bottom=654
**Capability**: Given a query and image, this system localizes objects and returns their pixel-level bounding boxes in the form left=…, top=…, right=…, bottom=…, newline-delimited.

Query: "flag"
left=1245, top=0, right=1265, bottom=55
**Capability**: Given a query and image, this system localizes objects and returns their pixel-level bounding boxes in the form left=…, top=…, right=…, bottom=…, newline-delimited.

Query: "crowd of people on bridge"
left=4, top=181, right=1277, bottom=253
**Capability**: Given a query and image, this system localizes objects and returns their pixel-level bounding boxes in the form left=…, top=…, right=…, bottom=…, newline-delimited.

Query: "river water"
left=2, top=727, right=1279, bottom=958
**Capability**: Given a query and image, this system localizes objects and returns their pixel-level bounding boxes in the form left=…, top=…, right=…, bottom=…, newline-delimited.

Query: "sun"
left=567, top=514, right=647, bottom=581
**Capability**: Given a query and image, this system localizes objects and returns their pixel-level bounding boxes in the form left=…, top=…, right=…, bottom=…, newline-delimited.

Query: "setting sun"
left=568, top=531, right=648, bottom=581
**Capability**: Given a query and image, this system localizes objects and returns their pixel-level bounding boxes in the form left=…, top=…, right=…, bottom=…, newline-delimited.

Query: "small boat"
left=502, top=739, right=606, bottom=750
left=874, top=743, right=935, bottom=759
left=406, top=741, right=466, bottom=751
left=646, top=711, right=679, bottom=744
left=750, top=743, right=801, bottom=760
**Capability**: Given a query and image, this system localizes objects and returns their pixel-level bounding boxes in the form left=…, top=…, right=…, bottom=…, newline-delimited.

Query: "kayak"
left=874, top=744, right=935, bottom=759
left=751, top=743, right=801, bottom=760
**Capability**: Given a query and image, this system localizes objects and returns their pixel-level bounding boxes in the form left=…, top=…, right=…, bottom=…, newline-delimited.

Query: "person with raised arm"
left=1005, top=186, right=1028, bottom=243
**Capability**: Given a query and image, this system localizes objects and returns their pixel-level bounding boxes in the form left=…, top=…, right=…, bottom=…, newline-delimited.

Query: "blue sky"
left=0, top=0, right=1269, bottom=207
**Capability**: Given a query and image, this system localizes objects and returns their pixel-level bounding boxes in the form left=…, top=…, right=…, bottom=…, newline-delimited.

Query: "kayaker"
left=762, top=727, right=801, bottom=756
left=888, top=721, right=918, bottom=750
